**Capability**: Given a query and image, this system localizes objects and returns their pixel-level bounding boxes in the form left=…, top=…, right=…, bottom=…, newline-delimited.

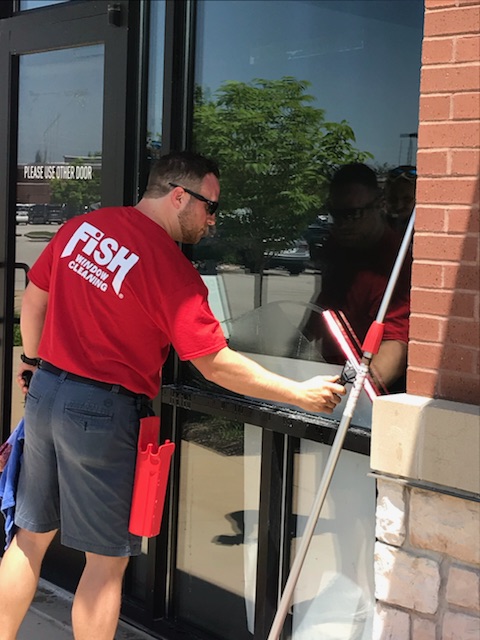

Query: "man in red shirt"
left=384, top=165, right=417, bottom=233
left=304, top=163, right=411, bottom=391
left=0, top=151, right=345, bottom=640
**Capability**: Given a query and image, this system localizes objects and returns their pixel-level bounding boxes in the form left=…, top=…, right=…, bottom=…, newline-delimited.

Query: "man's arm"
left=191, top=347, right=346, bottom=414
left=370, top=339, right=407, bottom=389
left=17, top=282, right=49, bottom=393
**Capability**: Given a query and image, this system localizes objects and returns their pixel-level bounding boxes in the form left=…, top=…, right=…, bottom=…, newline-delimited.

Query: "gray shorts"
left=15, top=368, right=142, bottom=557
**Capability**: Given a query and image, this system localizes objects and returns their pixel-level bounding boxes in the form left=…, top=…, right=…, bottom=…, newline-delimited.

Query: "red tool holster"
left=128, top=416, right=175, bottom=538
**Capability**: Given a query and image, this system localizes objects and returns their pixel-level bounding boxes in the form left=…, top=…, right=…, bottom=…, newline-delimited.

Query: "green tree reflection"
left=50, top=158, right=101, bottom=216
left=194, top=77, right=372, bottom=282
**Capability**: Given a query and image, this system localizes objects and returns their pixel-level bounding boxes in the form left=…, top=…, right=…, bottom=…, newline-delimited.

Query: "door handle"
left=108, top=3, right=122, bottom=27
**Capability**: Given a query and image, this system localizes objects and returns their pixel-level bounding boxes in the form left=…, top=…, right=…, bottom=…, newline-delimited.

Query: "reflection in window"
left=19, top=0, right=69, bottom=10
left=193, top=75, right=371, bottom=309
left=13, top=45, right=104, bottom=430
left=291, top=441, right=375, bottom=639
left=222, top=300, right=374, bottom=426
left=187, top=4, right=422, bottom=635
left=146, top=0, right=165, bottom=160
left=176, top=412, right=261, bottom=638
left=16, top=45, right=104, bottom=254
left=192, top=0, right=422, bottom=399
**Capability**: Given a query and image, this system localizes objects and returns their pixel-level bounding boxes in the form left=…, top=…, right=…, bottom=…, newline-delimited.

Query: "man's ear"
left=170, top=185, right=184, bottom=210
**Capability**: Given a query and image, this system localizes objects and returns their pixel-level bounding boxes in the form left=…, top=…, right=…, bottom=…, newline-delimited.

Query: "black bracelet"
left=20, top=353, right=40, bottom=367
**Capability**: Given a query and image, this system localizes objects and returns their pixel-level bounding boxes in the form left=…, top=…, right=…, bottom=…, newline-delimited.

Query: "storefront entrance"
left=0, top=2, right=423, bottom=638
left=0, top=0, right=146, bottom=612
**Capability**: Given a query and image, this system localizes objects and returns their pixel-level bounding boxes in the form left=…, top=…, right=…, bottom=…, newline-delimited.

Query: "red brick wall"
left=408, top=0, right=480, bottom=403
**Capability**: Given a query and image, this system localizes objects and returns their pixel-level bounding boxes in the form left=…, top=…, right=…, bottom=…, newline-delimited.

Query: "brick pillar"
left=372, top=4, right=480, bottom=637
left=408, top=0, right=480, bottom=404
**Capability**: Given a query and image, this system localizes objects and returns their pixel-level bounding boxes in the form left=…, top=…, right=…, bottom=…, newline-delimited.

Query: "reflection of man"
left=304, top=163, right=411, bottom=391
left=384, top=165, right=416, bottom=233
left=0, top=151, right=345, bottom=640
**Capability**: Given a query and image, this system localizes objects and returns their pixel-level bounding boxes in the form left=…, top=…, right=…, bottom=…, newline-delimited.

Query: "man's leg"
left=72, top=552, right=129, bottom=640
left=0, top=527, right=57, bottom=640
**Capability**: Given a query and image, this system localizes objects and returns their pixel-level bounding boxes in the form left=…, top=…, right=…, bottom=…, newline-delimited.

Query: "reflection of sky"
left=20, top=0, right=68, bottom=9
left=195, top=0, right=423, bottom=166
left=147, top=1, right=166, bottom=142
left=17, top=1, right=423, bottom=167
left=18, top=45, right=104, bottom=164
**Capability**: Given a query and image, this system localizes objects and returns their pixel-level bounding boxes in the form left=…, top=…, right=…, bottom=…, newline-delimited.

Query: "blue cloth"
left=0, top=418, right=25, bottom=550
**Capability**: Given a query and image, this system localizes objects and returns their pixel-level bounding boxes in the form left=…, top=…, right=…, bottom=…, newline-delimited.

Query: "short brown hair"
left=330, top=163, right=378, bottom=195
left=144, top=151, right=220, bottom=198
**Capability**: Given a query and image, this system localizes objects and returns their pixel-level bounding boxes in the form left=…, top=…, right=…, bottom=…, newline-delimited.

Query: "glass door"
left=0, top=0, right=135, bottom=593
left=12, top=44, right=105, bottom=428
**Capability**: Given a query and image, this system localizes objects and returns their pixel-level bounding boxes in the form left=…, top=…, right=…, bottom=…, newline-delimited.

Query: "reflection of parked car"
left=45, top=204, right=66, bottom=224
left=28, top=204, right=48, bottom=224
left=27, top=203, right=66, bottom=224
left=15, top=204, right=32, bottom=224
left=64, top=205, right=85, bottom=221
left=266, top=238, right=310, bottom=275
left=304, top=214, right=331, bottom=269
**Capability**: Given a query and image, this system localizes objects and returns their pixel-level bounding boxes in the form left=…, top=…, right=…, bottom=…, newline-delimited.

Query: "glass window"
left=12, top=45, right=104, bottom=430
left=291, top=441, right=376, bottom=639
left=19, top=0, right=69, bottom=9
left=188, top=4, right=422, bottom=635
left=192, top=0, right=422, bottom=401
left=176, top=412, right=262, bottom=639
left=146, top=0, right=165, bottom=161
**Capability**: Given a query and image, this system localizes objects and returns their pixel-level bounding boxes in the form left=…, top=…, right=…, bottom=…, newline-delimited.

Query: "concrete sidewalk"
left=18, top=579, right=154, bottom=640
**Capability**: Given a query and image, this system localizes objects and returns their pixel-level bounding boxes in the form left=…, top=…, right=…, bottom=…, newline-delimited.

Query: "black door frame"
left=0, top=0, right=146, bottom=612
left=0, top=2, right=375, bottom=638
left=0, top=0, right=138, bottom=439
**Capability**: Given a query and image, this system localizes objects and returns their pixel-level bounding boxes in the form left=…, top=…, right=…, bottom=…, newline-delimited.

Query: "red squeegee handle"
left=361, top=320, right=385, bottom=357
left=361, top=209, right=416, bottom=360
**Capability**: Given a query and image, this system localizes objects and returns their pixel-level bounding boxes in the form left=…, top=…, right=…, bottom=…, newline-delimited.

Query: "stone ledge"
left=371, top=394, right=480, bottom=495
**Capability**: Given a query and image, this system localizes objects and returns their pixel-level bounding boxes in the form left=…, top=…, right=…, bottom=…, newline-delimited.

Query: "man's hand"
left=295, top=375, right=346, bottom=414
left=16, top=365, right=36, bottom=395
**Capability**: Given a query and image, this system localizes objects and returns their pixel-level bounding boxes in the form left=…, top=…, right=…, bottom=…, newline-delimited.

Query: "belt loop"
left=111, top=384, right=120, bottom=395
left=59, top=370, right=68, bottom=382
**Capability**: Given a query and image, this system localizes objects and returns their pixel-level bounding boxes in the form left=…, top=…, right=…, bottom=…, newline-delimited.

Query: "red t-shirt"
left=28, top=206, right=227, bottom=398
left=304, top=226, right=411, bottom=359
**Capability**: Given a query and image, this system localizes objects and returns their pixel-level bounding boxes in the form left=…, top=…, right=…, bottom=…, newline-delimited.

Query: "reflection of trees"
left=146, top=132, right=162, bottom=161
left=49, top=157, right=101, bottom=214
left=194, top=77, right=372, bottom=285
left=183, top=414, right=244, bottom=457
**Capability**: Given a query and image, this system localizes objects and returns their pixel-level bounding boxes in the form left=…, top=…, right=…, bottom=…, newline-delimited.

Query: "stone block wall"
left=371, top=395, right=480, bottom=638
left=373, top=478, right=480, bottom=640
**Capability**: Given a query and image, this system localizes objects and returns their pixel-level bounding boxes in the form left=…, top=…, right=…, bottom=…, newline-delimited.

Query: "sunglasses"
left=169, top=182, right=219, bottom=215
left=329, top=195, right=381, bottom=222
left=387, top=166, right=417, bottom=181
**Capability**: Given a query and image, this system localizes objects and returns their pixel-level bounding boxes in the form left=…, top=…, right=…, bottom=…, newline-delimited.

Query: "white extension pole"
left=266, top=209, right=416, bottom=640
